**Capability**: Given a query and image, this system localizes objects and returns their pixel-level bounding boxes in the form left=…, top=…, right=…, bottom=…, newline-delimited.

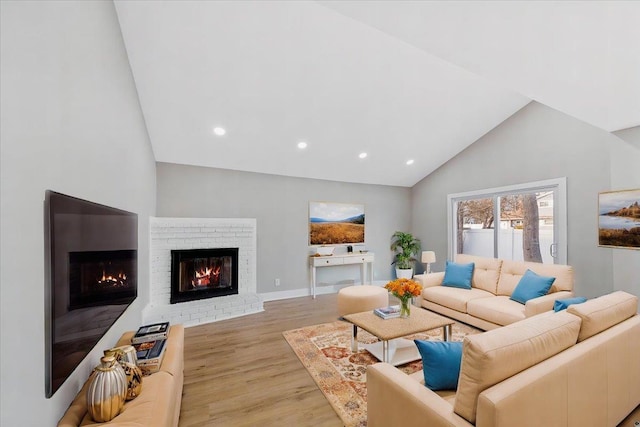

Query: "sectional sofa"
left=57, top=324, right=184, bottom=427
left=367, top=291, right=640, bottom=427
left=413, top=254, right=574, bottom=330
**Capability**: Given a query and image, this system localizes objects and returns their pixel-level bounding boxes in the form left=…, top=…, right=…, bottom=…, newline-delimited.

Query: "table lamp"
left=421, top=251, right=436, bottom=274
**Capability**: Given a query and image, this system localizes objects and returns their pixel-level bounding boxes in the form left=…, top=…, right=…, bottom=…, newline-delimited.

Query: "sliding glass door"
left=456, top=197, right=495, bottom=257
left=448, top=178, right=567, bottom=264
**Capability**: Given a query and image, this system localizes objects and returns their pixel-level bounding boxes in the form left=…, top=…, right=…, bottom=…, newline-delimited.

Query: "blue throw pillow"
left=414, top=340, right=463, bottom=391
left=510, top=269, right=556, bottom=304
left=442, top=261, right=474, bottom=289
left=553, top=297, right=587, bottom=312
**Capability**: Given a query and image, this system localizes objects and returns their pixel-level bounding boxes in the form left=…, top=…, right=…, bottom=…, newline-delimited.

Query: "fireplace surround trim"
left=170, top=247, right=239, bottom=304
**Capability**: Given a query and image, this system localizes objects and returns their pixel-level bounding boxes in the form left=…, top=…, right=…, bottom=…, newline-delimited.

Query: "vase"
left=104, top=344, right=138, bottom=366
left=86, top=355, right=127, bottom=422
left=121, top=362, right=143, bottom=401
left=400, top=297, right=411, bottom=318
left=104, top=345, right=143, bottom=401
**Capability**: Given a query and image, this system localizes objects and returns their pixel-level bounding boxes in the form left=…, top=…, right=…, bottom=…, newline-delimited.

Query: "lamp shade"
left=421, top=251, right=436, bottom=264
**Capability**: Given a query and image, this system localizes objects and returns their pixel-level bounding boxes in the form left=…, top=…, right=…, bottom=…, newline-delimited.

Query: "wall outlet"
left=275, top=278, right=280, bottom=287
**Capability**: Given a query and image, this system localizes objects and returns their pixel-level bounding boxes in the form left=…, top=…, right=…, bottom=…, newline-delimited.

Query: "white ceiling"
left=114, top=1, right=639, bottom=187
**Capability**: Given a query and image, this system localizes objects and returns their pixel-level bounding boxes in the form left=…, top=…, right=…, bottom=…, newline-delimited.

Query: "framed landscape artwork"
left=309, top=202, right=365, bottom=245
left=598, top=188, right=640, bottom=249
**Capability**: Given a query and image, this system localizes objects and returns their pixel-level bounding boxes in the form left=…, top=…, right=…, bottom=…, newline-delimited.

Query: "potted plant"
left=390, top=231, right=421, bottom=279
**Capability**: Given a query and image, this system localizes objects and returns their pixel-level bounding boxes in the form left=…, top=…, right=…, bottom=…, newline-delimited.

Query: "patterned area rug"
left=283, top=319, right=480, bottom=427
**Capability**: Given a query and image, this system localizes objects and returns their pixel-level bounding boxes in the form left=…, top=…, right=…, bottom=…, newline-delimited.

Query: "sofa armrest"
left=525, top=291, right=573, bottom=317
left=414, top=272, right=445, bottom=288
left=414, top=272, right=445, bottom=306
left=367, top=363, right=472, bottom=427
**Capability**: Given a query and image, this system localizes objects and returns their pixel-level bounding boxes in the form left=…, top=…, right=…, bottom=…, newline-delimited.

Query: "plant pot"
left=395, top=268, right=413, bottom=279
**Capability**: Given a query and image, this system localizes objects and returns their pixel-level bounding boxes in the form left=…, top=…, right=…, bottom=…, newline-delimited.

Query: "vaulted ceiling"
left=114, top=1, right=639, bottom=187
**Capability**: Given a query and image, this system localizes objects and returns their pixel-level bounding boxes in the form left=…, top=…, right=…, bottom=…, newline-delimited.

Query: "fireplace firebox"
left=170, top=248, right=239, bottom=304
left=69, top=250, right=137, bottom=310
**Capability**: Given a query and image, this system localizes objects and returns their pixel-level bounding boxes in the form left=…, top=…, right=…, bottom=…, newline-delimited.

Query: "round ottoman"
left=337, top=285, right=389, bottom=317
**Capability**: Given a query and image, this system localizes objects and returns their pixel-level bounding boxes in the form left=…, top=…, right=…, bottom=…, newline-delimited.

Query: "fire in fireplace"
left=170, top=248, right=239, bottom=304
left=69, top=250, right=137, bottom=310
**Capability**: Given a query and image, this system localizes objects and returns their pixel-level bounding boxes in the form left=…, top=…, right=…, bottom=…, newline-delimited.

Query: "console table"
left=309, top=253, right=374, bottom=298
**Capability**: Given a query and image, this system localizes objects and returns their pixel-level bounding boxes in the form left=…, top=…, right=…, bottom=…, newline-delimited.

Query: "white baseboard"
left=259, top=280, right=388, bottom=302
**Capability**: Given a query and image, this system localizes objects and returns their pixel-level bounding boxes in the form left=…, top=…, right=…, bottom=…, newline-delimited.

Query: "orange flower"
left=384, top=278, right=423, bottom=301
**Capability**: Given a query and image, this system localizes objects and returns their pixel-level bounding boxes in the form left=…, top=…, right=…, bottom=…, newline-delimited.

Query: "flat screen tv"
left=45, top=190, right=137, bottom=397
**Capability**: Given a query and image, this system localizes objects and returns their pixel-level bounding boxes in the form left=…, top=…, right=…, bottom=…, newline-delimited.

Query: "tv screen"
left=45, top=191, right=137, bottom=397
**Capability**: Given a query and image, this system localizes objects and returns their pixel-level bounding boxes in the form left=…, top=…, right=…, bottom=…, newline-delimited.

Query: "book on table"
left=374, top=305, right=401, bottom=319
left=132, top=338, right=167, bottom=375
left=131, top=321, right=170, bottom=344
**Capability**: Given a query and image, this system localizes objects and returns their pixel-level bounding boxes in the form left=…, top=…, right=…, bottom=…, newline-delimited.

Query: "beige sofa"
left=58, top=324, right=184, bottom=427
left=414, top=254, right=574, bottom=330
left=367, top=291, right=640, bottom=427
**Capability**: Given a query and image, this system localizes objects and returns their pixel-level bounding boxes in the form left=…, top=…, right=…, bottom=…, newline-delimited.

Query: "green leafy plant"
left=390, top=231, right=421, bottom=270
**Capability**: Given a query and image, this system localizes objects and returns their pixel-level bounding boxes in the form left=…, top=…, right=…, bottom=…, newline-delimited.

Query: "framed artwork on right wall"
left=598, top=188, right=640, bottom=249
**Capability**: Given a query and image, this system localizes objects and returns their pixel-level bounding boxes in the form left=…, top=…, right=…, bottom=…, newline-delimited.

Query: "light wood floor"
left=179, top=293, right=345, bottom=427
left=178, top=293, right=640, bottom=427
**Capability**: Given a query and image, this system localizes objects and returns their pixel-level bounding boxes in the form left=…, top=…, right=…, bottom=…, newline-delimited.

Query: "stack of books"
left=373, top=305, right=401, bottom=319
left=131, top=322, right=169, bottom=375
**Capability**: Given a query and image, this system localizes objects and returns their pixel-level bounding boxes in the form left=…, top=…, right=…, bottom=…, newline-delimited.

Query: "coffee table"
left=342, top=308, right=455, bottom=366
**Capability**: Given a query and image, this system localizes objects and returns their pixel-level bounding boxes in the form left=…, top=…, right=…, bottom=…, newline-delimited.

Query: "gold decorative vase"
left=121, top=362, right=143, bottom=401
left=86, top=356, right=127, bottom=422
left=104, top=345, right=138, bottom=366
left=104, top=345, right=143, bottom=400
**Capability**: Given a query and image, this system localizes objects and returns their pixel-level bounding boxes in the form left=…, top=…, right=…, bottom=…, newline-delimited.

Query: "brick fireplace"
left=145, top=217, right=263, bottom=326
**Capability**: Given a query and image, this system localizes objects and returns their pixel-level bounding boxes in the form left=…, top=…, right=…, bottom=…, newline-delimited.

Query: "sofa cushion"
left=567, top=291, right=638, bottom=342
left=67, top=371, right=176, bottom=427
left=423, top=286, right=494, bottom=313
left=442, top=261, right=474, bottom=289
left=108, top=371, right=176, bottom=427
left=453, top=311, right=581, bottom=424
left=158, top=325, right=185, bottom=377
left=553, top=297, right=587, bottom=312
left=509, top=269, right=555, bottom=304
left=467, top=296, right=526, bottom=326
left=414, top=340, right=463, bottom=391
left=497, top=260, right=573, bottom=296
left=456, top=254, right=502, bottom=294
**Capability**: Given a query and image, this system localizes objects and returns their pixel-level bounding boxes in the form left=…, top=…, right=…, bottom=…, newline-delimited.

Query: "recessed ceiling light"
left=359, top=152, right=368, bottom=159
left=213, top=127, right=226, bottom=136
left=406, top=159, right=414, bottom=165
left=297, top=141, right=308, bottom=149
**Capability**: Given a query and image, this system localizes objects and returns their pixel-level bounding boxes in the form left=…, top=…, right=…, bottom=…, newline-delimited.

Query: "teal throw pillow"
left=510, top=269, right=556, bottom=304
left=442, top=261, right=474, bottom=289
left=414, top=340, right=463, bottom=391
left=553, top=297, right=587, bottom=312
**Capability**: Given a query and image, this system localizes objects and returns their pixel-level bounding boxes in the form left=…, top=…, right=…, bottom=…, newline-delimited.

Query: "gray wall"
left=410, top=101, right=635, bottom=298
left=156, top=163, right=411, bottom=296
left=0, top=2, right=156, bottom=425
left=610, top=126, right=640, bottom=297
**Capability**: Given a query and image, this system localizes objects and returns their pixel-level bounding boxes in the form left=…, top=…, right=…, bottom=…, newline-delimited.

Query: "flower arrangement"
left=384, top=278, right=423, bottom=318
